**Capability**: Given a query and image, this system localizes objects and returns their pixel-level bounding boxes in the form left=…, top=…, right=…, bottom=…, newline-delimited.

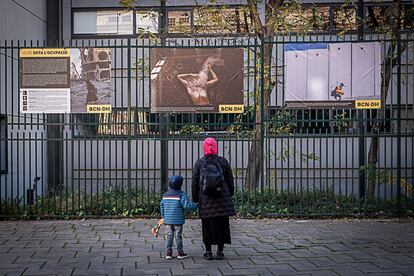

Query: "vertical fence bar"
left=396, top=35, right=402, bottom=215
left=127, top=38, right=132, bottom=214
left=260, top=35, right=265, bottom=215
left=358, top=110, right=365, bottom=201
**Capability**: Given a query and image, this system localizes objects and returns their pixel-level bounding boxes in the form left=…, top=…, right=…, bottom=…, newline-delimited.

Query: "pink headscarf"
left=203, top=137, right=218, bottom=155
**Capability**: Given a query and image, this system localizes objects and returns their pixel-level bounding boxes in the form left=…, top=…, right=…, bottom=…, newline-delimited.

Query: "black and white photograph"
left=70, top=48, right=112, bottom=113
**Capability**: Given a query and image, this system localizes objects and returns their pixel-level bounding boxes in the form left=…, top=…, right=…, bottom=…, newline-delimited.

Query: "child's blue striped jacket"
left=160, top=189, right=198, bottom=225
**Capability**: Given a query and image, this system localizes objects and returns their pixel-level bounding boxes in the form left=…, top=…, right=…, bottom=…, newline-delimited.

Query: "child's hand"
left=151, top=218, right=164, bottom=237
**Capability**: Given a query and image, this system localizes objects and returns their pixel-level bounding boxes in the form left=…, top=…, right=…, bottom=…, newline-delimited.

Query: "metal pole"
left=357, top=0, right=364, bottom=41
left=46, top=0, right=63, bottom=195
left=127, top=38, right=132, bottom=214
left=260, top=34, right=265, bottom=216
left=396, top=33, right=402, bottom=216
left=357, top=0, right=366, bottom=200
left=358, top=112, right=365, bottom=199
left=159, top=0, right=169, bottom=192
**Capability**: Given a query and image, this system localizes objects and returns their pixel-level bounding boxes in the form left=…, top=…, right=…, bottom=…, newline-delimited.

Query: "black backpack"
left=200, top=159, right=224, bottom=197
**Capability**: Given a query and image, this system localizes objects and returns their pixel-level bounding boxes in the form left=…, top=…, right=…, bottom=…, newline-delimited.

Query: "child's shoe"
left=177, top=251, right=188, bottom=259
left=166, top=251, right=173, bottom=260
left=203, top=251, right=214, bottom=260
left=215, top=250, right=224, bottom=260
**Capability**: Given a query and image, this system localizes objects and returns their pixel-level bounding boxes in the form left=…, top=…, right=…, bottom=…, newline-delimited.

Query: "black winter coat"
left=191, top=154, right=236, bottom=219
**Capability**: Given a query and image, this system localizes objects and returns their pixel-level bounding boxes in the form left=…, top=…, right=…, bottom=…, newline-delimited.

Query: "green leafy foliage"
left=332, top=111, right=352, bottom=131
left=268, top=110, right=297, bottom=135
left=234, top=188, right=414, bottom=218
left=180, top=124, right=204, bottom=134
left=0, top=187, right=161, bottom=219
left=1, top=187, right=413, bottom=219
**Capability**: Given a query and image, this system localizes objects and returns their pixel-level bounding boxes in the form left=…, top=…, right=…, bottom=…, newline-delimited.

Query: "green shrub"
left=1, top=186, right=413, bottom=219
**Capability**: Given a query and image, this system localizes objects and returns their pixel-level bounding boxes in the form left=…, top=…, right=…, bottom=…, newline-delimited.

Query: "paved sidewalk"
left=0, top=219, right=413, bottom=276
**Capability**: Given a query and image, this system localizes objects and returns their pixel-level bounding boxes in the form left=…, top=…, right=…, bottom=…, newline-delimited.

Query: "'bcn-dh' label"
left=87, top=105, right=112, bottom=113
left=219, top=105, right=244, bottom=113
left=355, top=100, right=381, bottom=109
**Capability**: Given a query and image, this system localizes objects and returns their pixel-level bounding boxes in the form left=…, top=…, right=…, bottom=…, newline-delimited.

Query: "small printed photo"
left=23, top=101, right=27, bottom=105
left=23, top=106, right=27, bottom=111
left=70, top=48, right=112, bottom=113
left=22, top=90, right=27, bottom=95
left=23, top=96, right=27, bottom=100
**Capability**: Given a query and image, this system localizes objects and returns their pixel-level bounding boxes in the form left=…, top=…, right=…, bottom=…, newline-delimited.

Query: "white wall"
left=0, top=0, right=46, bottom=41
left=0, top=0, right=47, bottom=203
left=62, top=137, right=413, bottom=200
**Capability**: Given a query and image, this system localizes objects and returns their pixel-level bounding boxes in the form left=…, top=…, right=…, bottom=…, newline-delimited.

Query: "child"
left=160, top=175, right=198, bottom=260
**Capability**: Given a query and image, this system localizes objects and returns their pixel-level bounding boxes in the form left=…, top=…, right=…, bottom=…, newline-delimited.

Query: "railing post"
left=46, top=0, right=63, bottom=196
left=396, top=33, right=402, bottom=216
left=160, top=0, right=169, bottom=193
left=127, top=38, right=132, bottom=214
left=260, top=34, right=265, bottom=216
left=358, top=112, right=365, bottom=200
left=357, top=0, right=366, bottom=201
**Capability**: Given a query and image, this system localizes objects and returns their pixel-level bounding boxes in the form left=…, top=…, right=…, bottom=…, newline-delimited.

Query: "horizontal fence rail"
left=0, top=34, right=413, bottom=219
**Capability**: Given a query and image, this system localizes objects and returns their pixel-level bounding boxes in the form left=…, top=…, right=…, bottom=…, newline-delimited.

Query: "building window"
left=272, top=5, right=330, bottom=33
left=332, top=6, right=357, bottom=32
left=73, top=10, right=134, bottom=35
left=97, top=110, right=148, bottom=136
left=107, top=16, right=118, bottom=23
left=402, top=4, right=414, bottom=29
left=168, top=17, right=176, bottom=26
left=122, top=15, right=132, bottom=22
left=167, top=11, right=192, bottom=33
left=0, top=114, right=7, bottom=174
left=365, top=5, right=392, bottom=32
left=303, top=6, right=330, bottom=32
left=193, top=6, right=252, bottom=34
left=136, top=11, right=159, bottom=34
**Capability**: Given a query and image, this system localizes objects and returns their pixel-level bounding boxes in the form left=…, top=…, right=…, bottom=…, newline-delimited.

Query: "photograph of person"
left=176, top=57, right=223, bottom=106
left=150, top=48, right=243, bottom=113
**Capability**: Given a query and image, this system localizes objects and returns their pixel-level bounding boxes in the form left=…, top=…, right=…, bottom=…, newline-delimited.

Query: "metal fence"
left=0, top=33, right=413, bottom=218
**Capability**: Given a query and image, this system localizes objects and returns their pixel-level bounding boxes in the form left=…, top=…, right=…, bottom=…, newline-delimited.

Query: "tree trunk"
left=244, top=0, right=283, bottom=192
left=366, top=0, right=402, bottom=199
left=244, top=42, right=272, bottom=190
left=367, top=62, right=392, bottom=199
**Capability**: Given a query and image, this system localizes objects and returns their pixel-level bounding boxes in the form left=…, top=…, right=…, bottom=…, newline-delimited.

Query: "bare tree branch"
left=247, top=0, right=266, bottom=36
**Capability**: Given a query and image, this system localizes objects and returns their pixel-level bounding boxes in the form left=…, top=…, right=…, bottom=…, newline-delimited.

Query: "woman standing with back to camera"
left=192, top=137, right=235, bottom=260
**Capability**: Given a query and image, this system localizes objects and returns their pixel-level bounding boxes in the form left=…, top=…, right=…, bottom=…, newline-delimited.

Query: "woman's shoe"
left=203, top=251, right=214, bottom=260
left=215, top=251, right=224, bottom=260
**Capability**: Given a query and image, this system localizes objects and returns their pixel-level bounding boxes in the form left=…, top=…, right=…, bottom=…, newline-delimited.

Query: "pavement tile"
left=287, top=260, right=320, bottom=271
left=344, top=250, right=376, bottom=261
left=270, top=251, right=298, bottom=261
left=227, top=258, right=256, bottom=269
left=331, top=265, right=367, bottom=276
left=219, top=266, right=273, bottom=276
left=235, top=247, right=259, bottom=256
left=351, top=262, right=386, bottom=273
left=0, top=268, right=27, bottom=276
left=249, top=255, right=278, bottom=265
left=366, top=273, right=405, bottom=276
left=324, top=243, right=352, bottom=252
left=287, top=248, right=316, bottom=258
left=308, top=270, right=338, bottom=276
left=265, top=264, right=297, bottom=274
left=307, top=257, right=337, bottom=267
